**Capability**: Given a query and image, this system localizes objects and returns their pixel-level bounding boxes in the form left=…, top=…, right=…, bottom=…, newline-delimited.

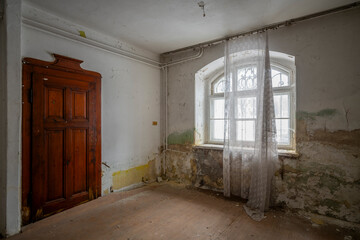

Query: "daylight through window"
left=209, top=64, right=295, bottom=149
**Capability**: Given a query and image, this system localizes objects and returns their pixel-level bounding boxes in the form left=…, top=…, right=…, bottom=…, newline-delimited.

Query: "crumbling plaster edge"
left=299, top=211, right=360, bottom=232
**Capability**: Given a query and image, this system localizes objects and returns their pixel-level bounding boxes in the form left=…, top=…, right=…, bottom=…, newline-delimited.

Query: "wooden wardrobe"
left=21, top=54, right=101, bottom=224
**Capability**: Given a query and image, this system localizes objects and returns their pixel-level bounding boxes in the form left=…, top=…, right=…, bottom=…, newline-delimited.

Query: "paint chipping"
left=78, top=30, right=86, bottom=38
left=164, top=125, right=360, bottom=223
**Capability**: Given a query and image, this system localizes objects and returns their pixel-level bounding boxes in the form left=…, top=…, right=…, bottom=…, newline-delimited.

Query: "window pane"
left=276, top=119, right=290, bottom=145
left=211, top=99, right=224, bottom=118
left=212, top=74, right=232, bottom=94
left=237, top=97, right=256, bottom=119
left=272, top=69, right=289, bottom=87
left=274, top=94, right=289, bottom=118
left=214, top=78, right=225, bottom=94
left=211, top=120, right=224, bottom=140
left=237, top=66, right=257, bottom=91
left=236, top=120, right=255, bottom=141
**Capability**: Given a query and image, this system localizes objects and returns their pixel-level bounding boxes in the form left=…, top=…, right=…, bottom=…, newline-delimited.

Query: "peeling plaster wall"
left=275, top=133, right=360, bottom=223
left=21, top=4, right=162, bottom=204
left=162, top=8, right=360, bottom=224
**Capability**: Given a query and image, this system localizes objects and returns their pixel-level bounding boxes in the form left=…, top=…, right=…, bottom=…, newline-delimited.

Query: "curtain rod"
left=162, top=1, right=360, bottom=55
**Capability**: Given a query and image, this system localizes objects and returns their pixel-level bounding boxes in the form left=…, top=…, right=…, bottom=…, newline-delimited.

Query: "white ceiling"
left=25, top=0, right=357, bottom=54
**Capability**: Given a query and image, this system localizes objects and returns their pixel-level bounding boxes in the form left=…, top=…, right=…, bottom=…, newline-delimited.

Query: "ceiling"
left=25, top=0, right=358, bottom=54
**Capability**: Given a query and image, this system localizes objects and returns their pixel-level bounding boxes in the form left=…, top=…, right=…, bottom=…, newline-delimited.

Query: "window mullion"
left=206, top=62, right=295, bottom=150
left=228, top=67, right=237, bottom=144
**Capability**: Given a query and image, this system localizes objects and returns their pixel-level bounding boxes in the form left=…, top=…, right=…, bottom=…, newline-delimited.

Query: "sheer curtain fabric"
left=223, top=32, right=278, bottom=221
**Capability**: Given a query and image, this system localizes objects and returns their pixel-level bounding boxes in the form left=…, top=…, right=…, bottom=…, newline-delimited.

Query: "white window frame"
left=206, top=62, right=296, bottom=150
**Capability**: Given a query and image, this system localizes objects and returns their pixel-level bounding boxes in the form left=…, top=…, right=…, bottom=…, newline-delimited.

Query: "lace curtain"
left=223, top=32, right=278, bottom=221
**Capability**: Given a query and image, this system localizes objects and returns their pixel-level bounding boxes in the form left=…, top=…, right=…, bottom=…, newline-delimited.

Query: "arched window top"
left=195, top=51, right=296, bottom=149
left=237, top=65, right=257, bottom=91
left=197, top=51, right=294, bottom=83
left=271, top=66, right=290, bottom=88
left=209, top=63, right=292, bottom=95
left=211, top=76, right=225, bottom=94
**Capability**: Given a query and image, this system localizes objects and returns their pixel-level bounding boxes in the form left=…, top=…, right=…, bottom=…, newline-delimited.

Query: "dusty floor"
left=9, top=182, right=359, bottom=240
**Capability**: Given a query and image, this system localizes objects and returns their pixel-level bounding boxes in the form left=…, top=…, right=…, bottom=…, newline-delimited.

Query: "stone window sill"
left=193, top=144, right=299, bottom=158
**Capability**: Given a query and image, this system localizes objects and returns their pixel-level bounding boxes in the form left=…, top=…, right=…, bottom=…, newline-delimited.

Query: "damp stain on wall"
left=164, top=144, right=195, bottom=183
left=275, top=145, right=360, bottom=223
left=297, top=108, right=338, bottom=121
left=164, top=122, right=360, bottom=224
left=167, top=129, right=195, bottom=145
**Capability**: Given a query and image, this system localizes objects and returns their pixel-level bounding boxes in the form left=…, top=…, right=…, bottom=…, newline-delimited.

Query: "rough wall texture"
left=193, top=147, right=223, bottom=190
left=275, top=122, right=360, bottom=223
left=163, top=8, right=360, bottom=225
left=165, top=125, right=360, bottom=223
left=165, top=145, right=196, bottom=183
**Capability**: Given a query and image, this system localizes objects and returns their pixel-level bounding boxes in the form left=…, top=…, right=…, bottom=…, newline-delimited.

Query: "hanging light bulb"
left=198, top=1, right=205, bottom=17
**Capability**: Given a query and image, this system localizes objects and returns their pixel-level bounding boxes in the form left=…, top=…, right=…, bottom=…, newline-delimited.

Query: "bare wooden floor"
left=9, top=182, right=358, bottom=240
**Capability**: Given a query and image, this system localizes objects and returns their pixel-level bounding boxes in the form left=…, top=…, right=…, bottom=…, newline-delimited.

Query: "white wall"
left=2, top=3, right=162, bottom=236
left=0, top=1, right=6, bottom=235
left=0, top=0, right=22, bottom=237
left=22, top=25, right=162, bottom=191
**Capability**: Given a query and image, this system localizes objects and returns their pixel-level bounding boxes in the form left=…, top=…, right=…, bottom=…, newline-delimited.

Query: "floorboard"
left=9, top=182, right=359, bottom=240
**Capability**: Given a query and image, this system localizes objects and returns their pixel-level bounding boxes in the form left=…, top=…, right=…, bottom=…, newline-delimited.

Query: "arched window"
left=195, top=51, right=296, bottom=150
